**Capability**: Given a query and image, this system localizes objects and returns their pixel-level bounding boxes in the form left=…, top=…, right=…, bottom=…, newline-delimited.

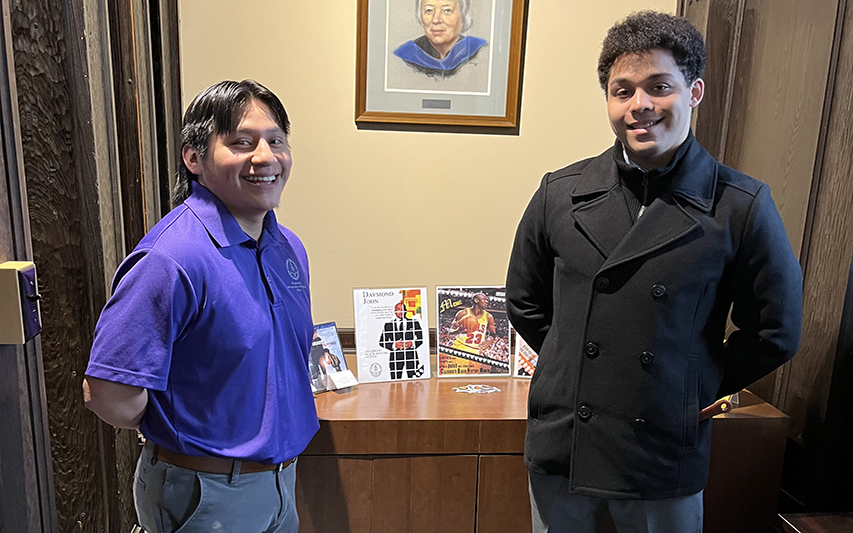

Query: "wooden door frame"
left=0, top=0, right=58, bottom=529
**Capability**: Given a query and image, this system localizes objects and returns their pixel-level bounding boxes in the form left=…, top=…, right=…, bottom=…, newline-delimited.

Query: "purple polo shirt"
left=87, top=182, right=319, bottom=463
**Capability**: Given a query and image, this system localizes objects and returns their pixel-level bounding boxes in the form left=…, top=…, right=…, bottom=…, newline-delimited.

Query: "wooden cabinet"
left=296, top=380, right=789, bottom=533
left=295, top=378, right=529, bottom=533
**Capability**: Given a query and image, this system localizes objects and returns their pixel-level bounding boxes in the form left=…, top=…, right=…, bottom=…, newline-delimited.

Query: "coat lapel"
left=602, top=196, right=699, bottom=270
left=571, top=151, right=633, bottom=259
left=570, top=138, right=719, bottom=270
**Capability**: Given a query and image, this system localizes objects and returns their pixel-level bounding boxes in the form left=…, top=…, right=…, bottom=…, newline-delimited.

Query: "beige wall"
left=178, top=0, right=678, bottom=328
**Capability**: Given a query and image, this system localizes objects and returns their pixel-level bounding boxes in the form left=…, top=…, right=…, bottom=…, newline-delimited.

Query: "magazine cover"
left=309, top=322, right=353, bottom=393
left=353, top=287, right=431, bottom=383
left=436, top=286, right=511, bottom=377
left=514, top=331, right=538, bottom=378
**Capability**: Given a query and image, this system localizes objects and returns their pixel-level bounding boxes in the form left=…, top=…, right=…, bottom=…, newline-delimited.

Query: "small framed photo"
left=356, top=0, right=527, bottom=127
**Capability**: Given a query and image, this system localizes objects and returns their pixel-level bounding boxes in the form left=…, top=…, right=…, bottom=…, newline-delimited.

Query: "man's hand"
left=698, top=398, right=733, bottom=421
left=83, top=377, right=148, bottom=429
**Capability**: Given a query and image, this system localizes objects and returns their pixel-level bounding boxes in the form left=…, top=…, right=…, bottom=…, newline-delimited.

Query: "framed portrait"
left=356, top=0, right=526, bottom=127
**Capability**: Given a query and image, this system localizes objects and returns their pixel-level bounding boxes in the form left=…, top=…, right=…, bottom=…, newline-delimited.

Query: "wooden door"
left=0, top=0, right=57, bottom=530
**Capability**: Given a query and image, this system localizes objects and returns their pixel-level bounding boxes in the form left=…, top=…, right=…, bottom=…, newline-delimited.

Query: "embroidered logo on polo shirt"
left=286, top=259, right=300, bottom=281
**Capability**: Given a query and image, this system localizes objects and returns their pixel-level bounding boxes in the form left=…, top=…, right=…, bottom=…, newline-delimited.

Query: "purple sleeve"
left=86, top=250, right=198, bottom=390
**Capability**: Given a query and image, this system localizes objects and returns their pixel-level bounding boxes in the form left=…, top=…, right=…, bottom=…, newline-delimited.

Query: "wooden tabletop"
left=306, top=381, right=787, bottom=456
left=313, top=377, right=530, bottom=421
left=780, top=512, right=853, bottom=533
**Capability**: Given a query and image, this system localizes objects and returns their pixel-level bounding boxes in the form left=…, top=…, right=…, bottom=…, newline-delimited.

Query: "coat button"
left=578, top=406, right=592, bottom=422
left=631, top=418, right=646, bottom=430
left=640, top=351, right=654, bottom=365
left=584, top=342, right=599, bottom=359
left=651, top=284, right=667, bottom=299
left=594, top=276, right=610, bottom=290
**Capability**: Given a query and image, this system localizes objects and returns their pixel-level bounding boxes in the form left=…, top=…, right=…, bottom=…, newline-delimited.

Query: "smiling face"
left=421, top=1, right=463, bottom=57
left=183, top=99, right=292, bottom=236
left=606, top=48, right=704, bottom=170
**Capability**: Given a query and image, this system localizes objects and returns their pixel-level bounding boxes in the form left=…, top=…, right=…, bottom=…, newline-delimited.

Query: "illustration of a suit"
left=379, top=317, right=425, bottom=380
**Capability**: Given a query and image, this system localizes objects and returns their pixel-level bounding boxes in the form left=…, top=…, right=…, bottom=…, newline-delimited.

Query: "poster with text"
left=353, top=287, right=431, bottom=383
left=436, top=286, right=511, bottom=377
left=514, top=332, right=538, bottom=378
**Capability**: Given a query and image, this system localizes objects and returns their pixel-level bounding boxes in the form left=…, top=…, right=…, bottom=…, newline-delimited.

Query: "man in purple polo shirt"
left=83, top=80, right=318, bottom=533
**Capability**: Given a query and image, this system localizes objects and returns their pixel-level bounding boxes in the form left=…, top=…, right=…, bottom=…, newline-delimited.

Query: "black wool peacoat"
left=506, top=137, right=803, bottom=500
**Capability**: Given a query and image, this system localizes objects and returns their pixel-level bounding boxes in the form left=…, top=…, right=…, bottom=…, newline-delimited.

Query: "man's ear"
left=689, top=78, right=705, bottom=108
left=182, top=145, right=203, bottom=176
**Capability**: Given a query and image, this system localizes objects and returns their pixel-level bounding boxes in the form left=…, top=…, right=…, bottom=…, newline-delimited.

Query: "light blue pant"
left=529, top=471, right=703, bottom=533
left=133, top=443, right=299, bottom=533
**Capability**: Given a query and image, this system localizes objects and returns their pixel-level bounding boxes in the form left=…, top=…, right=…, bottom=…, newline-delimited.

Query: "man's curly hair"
left=597, top=11, right=706, bottom=92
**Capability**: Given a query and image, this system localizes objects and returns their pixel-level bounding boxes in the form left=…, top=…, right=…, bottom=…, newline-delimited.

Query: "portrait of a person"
left=449, top=292, right=496, bottom=356
left=379, top=301, right=425, bottom=379
left=320, top=348, right=343, bottom=373
left=393, top=0, right=488, bottom=78
left=309, top=330, right=328, bottom=390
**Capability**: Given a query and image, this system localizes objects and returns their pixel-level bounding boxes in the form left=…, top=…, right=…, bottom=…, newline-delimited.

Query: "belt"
left=146, top=441, right=295, bottom=474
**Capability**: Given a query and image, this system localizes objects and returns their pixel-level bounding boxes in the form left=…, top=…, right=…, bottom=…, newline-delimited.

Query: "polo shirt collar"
left=184, top=181, right=284, bottom=247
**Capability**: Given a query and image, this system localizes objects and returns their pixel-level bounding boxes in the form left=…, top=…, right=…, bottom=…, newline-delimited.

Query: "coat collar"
left=570, top=133, right=719, bottom=269
left=572, top=132, right=717, bottom=212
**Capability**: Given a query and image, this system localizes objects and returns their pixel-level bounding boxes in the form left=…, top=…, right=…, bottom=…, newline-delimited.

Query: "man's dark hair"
left=172, top=79, right=290, bottom=207
left=597, top=11, right=706, bottom=92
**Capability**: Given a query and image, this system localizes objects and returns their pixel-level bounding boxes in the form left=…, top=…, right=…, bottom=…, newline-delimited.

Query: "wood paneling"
left=151, top=0, right=182, bottom=214
left=476, top=455, right=531, bottom=533
left=0, top=1, right=56, bottom=530
left=7, top=0, right=115, bottom=530
left=704, top=395, right=790, bottom=533
left=683, top=0, right=850, bottom=460
left=684, top=0, right=744, bottom=162
left=722, top=0, right=836, bottom=259
left=6, top=0, right=180, bottom=529
left=784, top=0, right=853, bottom=445
left=107, top=0, right=148, bottom=249
left=296, top=456, right=373, bottom=533
left=296, top=455, right=478, bottom=533
left=373, top=456, right=478, bottom=532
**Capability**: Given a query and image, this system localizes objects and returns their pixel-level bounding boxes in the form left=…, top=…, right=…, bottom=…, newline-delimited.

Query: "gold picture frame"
left=356, top=0, right=527, bottom=128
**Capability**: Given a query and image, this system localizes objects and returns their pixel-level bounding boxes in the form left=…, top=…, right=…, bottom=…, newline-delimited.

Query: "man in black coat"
left=506, top=11, right=803, bottom=533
